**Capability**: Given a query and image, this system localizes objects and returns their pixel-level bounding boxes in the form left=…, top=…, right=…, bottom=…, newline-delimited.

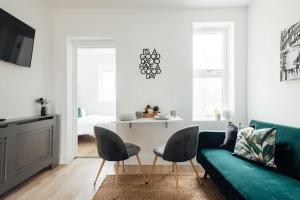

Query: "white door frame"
left=66, top=37, right=116, bottom=161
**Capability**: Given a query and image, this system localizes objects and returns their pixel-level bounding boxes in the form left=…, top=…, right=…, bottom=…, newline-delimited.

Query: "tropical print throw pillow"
left=234, top=127, right=277, bottom=168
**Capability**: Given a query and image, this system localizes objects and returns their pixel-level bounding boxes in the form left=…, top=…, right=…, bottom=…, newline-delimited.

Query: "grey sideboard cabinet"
left=0, top=115, right=58, bottom=195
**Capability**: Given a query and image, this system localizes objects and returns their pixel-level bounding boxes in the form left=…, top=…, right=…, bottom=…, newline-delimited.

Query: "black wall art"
left=139, top=49, right=161, bottom=79
left=280, top=22, right=300, bottom=81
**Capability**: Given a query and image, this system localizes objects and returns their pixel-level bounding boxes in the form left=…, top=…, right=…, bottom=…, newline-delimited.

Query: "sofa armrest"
left=198, top=131, right=225, bottom=151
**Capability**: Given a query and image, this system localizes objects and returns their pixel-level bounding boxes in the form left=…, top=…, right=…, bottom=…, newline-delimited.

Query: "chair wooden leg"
left=174, top=162, right=180, bottom=200
left=94, top=159, right=106, bottom=185
left=115, top=161, right=120, bottom=188
left=189, top=160, right=202, bottom=185
left=172, top=162, right=175, bottom=173
left=204, top=171, right=208, bottom=179
left=136, top=154, right=145, bottom=178
left=122, top=160, right=125, bottom=173
left=148, top=155, right=158, bottom=181
left=172, top=162, right=177, bottom=181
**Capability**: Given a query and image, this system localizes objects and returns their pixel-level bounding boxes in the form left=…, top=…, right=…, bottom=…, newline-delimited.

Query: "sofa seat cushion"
left=201, top=149, right=300, bottom=200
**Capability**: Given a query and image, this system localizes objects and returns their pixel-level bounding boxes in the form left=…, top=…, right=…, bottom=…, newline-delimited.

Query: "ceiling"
left=41, top=0, right=252, bottom=9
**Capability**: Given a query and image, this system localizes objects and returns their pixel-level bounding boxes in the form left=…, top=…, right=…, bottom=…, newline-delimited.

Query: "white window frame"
left=193, top=27, right=229, bottom=120
left=98, top=67, right=116, bottom=103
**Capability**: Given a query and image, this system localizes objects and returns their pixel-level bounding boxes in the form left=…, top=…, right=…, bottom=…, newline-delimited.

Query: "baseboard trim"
left=59, top=155, right=74, bottom=164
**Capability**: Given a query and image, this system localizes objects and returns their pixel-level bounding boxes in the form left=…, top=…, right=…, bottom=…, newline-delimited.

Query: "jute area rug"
left=93, top=174, right=225, bottom=200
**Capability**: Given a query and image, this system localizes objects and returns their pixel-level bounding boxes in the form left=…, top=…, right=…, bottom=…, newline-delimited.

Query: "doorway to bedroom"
left=76, top=47, right=116, bottom=157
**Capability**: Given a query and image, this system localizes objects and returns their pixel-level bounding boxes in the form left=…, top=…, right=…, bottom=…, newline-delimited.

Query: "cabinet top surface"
left=0, top=115, right=55, bottom=126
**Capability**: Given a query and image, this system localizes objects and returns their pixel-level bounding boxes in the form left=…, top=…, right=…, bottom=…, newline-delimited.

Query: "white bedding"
left=77, top=115, right=116, bottom=136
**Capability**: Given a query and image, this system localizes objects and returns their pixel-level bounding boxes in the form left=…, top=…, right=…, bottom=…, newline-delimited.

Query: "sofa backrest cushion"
left=250, top=120, right=300, bottom=180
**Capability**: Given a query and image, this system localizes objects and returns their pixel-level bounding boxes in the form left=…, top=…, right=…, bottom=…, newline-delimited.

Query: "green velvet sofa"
left=197, top=120, right=300, bottom=200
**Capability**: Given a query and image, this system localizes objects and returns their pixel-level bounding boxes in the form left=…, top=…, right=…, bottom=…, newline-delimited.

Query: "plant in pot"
left=35, top=98, right=49, bottom=116
left=213, top=109, right=221, bottom=121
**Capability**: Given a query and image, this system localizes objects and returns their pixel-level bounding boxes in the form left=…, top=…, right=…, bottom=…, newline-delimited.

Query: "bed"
left=77, top=114, right=116, bottom=136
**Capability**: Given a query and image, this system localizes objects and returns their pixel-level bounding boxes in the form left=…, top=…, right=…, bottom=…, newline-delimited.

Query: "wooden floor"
left=77, top=135, right=98, bottom=157
left=2, top=136, right=203, bottom=200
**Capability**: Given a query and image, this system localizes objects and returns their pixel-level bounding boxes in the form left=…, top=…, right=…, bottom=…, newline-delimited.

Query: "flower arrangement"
left=35, top=98, right=49, bottom=106
left=143, top=105, right=160, bottom=118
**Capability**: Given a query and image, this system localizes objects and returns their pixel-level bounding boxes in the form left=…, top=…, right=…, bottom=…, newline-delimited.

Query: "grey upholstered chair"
left=148, top=126, right=202, bottom=198
left=93, top=126, right=144, bottom=187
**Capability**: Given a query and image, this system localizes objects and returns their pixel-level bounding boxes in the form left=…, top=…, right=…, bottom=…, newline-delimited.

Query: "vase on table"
left=41, top=106, right=47, bottom=116
left=35, top=98, right=49, bottom=116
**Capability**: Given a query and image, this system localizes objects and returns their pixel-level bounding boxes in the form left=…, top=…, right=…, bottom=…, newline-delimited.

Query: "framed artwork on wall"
left=139, top=48, right=161, bottom=79
left=280, top=22, right=300, bottom=81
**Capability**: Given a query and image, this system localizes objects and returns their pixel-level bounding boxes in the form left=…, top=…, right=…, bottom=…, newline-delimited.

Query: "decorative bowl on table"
left=154, top=113, right=170, bottom=120
left=143, top=112, right=154, bottom=118
left=119, top=114, right=135, bottom=121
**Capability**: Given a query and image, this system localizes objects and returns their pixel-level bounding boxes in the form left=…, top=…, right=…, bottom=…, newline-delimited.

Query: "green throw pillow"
left=234, top=127, right=277, bottom=168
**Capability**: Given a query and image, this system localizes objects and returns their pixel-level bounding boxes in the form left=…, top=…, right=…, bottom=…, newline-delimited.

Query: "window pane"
left=193, top=32, right=225, bottom=70
left=99, top=71, right=116, bottom=102
left=193, top=78, right=223, bottom=120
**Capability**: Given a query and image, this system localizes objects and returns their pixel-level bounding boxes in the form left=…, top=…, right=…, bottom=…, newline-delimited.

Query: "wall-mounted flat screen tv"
left=0, top=8, right=35, bottom=67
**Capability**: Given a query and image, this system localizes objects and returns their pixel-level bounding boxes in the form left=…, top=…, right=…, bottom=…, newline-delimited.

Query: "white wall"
left=248, top=0, right=300, bottom=127
left=0, top=0, right=52, bottom=118
left=51, top=8, right=247, bottom=164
